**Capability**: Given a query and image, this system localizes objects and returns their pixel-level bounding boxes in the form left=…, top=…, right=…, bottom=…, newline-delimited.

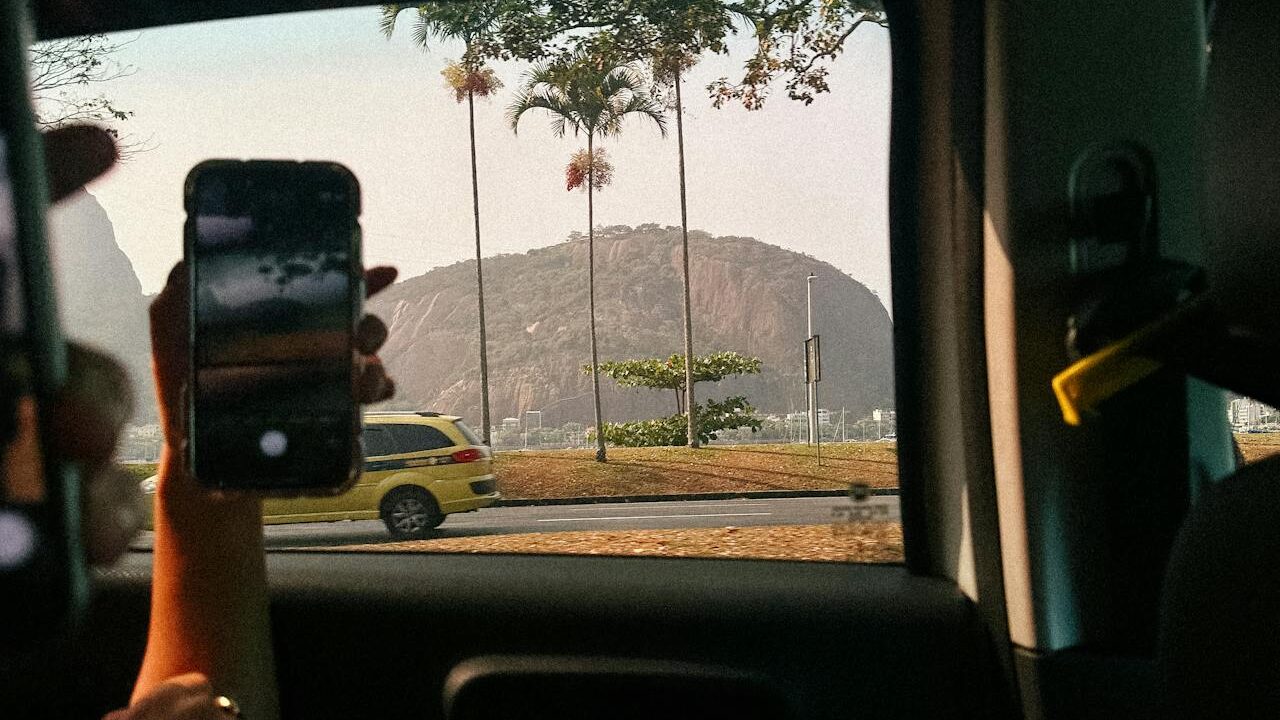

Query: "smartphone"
left=185, top=160, right=363, bottom=493
left=0, top=2, right=89, bottom=646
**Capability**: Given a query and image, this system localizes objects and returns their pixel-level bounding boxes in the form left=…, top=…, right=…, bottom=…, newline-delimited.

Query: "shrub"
left=593, top=396, right=762, bottom=447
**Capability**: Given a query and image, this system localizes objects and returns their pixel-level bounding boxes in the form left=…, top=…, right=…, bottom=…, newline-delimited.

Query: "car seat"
left=1156, top=0, right=1280, bottom=717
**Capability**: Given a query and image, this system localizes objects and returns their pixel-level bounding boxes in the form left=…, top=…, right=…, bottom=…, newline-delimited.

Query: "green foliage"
left=508, top=53, right=667, bottom=140
left=706, top=0, right=887, bottom=109
left=588, top=351, right=762, bottom=391
left=380, top=2, right=515, bottom=65
left=595, top=396, right=762, bottom=447
left=425, top=0, right=886, bottom=110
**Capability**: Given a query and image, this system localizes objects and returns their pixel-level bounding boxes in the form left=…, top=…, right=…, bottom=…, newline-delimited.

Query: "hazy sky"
left=70, top=6, right=892, bottom=303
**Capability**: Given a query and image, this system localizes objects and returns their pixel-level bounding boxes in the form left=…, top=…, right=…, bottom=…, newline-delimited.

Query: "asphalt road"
left=131, top=495, right=900, bottom=550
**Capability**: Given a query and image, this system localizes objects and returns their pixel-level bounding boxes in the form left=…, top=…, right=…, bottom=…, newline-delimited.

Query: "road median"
left=493, top=487, right=898, bottom=507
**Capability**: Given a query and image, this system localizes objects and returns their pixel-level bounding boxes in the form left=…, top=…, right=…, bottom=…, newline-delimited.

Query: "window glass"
left=44, top=3, right=899, bottom=563
left=453, top=420, right=483, bottom=447
left=388, top=424, right=454, bottom=452
left=362, top=426, right=398, bottom=457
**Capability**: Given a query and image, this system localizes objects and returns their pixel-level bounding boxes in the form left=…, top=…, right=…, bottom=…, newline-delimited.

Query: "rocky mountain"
left=48, top=191, right=155, bottom=421
left=369, top=224, right=895, bottom=429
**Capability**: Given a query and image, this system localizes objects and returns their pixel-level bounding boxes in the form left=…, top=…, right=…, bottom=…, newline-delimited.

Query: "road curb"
left=493, top=487, right=900, bottom=507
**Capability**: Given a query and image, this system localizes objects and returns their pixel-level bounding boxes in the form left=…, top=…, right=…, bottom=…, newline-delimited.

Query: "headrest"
left=1158, top=455, right=1280, bottom=718
left=1203, top=0, right=1280, bottom=342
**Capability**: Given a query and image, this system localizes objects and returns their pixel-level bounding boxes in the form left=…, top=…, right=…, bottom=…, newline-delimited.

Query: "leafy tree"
left=509, top=53, right=667, bottom=463
left=474, top=0, right=886, bottom=110
left=381, top=3, right=505, bottom=444
left=30, top=35, right=134, bottom=131
left=29, top=34, right=146, bottom=154
left=594, top=396, right=762, bottom=447
left=705, top=0, right=887, bottom=109
left=492, top=1, right=883, bottom=445
left=590, top=350, right=762, bottom=413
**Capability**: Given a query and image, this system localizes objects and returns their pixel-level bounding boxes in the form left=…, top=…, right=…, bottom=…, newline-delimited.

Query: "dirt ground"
left=493, top=442, right=898, bottom=499
left=1235, top=432, right=1280, bottom=464
left=305, top=522, right=905, bottom=563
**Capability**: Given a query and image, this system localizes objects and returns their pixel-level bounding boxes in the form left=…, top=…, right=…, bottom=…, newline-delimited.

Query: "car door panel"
left=48, top=553, right=1004, bottom=720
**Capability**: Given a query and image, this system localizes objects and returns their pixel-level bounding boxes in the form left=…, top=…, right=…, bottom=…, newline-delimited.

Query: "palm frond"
left=508, top=88, right=581, bottom=137
left=411, top=11, right=437, bottom=48
left=600, top=64, right=647, bottom=98
left=378, top=4, right=406, bottom=39
left=521, top=61, right=567, bottom=91
left=510, top=53, right=666, bottom=144
left=612, top=94, right=668, bottom=137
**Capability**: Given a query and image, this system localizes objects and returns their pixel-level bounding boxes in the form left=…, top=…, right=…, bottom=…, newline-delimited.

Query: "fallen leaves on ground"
left=311, top=522, right=904, bottom=564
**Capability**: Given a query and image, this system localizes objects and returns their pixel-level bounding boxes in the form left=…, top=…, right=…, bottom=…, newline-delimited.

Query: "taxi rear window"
left=388, top=424, right=454, bottom=452
left=453, top=421, right=483, bottom=447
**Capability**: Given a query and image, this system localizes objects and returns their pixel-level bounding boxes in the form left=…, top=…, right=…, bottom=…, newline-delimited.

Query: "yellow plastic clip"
left=1052, top=328, right=1164, bottom=426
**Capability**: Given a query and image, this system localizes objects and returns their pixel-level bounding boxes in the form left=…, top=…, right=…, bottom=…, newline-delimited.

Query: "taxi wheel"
left=380, top=487, right=445, bottom=538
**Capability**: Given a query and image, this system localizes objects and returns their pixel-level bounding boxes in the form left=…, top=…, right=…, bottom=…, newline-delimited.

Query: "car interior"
left=3, top=0, right=1277, bottom=717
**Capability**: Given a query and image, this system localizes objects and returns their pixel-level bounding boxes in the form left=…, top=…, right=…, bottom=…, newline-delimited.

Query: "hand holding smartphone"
left=185, top=160, right=364, bottom=494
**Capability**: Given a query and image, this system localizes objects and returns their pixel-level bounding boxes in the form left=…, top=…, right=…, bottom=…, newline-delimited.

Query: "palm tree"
left=651, top=49, right=701, bottom=448
left=380, top=4, right=500, bottom=445
left=508, top=56, right=667, bottom=462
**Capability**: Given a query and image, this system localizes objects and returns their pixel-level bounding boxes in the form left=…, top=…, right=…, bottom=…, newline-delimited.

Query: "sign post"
left=805, top=334, right=822, bottom=465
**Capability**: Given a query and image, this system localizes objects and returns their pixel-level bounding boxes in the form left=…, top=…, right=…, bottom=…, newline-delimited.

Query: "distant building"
left=1229, top=398, right=1274, bottom=427
left=817, top=408, right=832, bottom=425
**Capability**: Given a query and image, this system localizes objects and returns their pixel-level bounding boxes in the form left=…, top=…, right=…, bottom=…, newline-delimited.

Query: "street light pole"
left=806, top=273, right=817, bottom=445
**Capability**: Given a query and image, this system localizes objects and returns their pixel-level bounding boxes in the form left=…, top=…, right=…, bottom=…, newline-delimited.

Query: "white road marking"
left=531, top=502, right=770, bottom=511
left=537, top=512, right=772, bottom=523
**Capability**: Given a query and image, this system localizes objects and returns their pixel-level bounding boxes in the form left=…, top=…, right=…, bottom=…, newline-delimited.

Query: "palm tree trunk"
left=468, top=87, right=493, bottom=446
left=675, top=69, right=699, bottom=448
left=587, top=134, right=607, bottom=463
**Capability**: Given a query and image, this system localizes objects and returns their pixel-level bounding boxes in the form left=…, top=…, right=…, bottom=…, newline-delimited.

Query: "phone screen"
left=188, top=162, right=361, bottom=490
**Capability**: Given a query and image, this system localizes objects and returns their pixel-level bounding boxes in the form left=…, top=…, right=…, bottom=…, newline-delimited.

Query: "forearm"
left=133, top=443, right=280, bottom=720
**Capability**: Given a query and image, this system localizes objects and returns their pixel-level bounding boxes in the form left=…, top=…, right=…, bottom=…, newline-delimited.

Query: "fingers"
left=364, top=265, right=397, bottom=297
left=359, top=266, right=396, bottom=404
left=149, top=260, right=395, bottom=420
left=83, top=465, right=144, bottom=567
left=356, top=314, right=388, bottom=355
left=48, top=343, right=133, bottom=472
left=152, top=261, right=188, bottom=312
left=106, top=673, right=226, bottom=720
left=43, top=125, right=118, bottom=203
left=150, top=262, right=189, bottom=443
left=357, top=355, right=395, bottom=404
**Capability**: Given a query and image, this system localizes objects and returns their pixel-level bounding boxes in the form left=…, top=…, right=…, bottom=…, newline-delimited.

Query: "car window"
left=43, top=3, right=900, bottom=564
left=363, top=425, right=398, bottom=457
left=387, top=424, right=454, bottom=452
left=453, top=420, right=483, bottom=446
left=1228, top=394, right=1280, bottom=467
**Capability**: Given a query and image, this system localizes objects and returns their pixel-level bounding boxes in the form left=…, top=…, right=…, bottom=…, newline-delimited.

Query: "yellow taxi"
left=142, top=411, right=500, bottom=537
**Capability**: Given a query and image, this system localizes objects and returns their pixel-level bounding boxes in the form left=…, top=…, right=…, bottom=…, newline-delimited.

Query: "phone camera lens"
left=259, top=430, right=288, bottom=458
left=0, top=509, right=37, bottom=568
